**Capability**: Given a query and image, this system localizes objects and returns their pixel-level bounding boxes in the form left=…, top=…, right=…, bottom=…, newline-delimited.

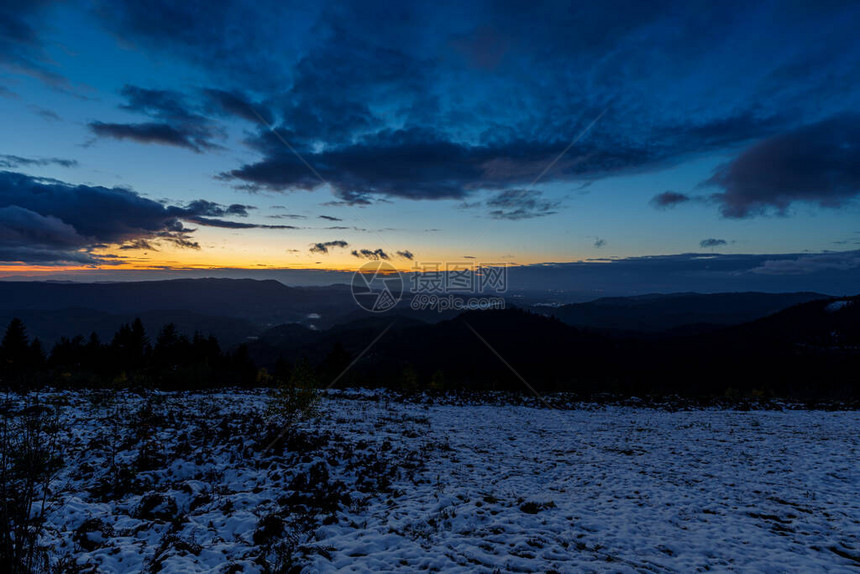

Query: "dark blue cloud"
left=704, top=114, right=860, bottom=218
left=118, top=85, right=200, bottom=122
left=183, top=200, right=254, bottom=218
left=650, top=191, right=691, bottom=209
left=0, top=170, right=197, bottom=262
left=0, top=204, right=94, bottom=263
left=180, top=216, right=298, bottom=230
left=510, top=250, right=860, bottom=296
left=222, top=127, right=645, bottom=202
left=486, top=189, right=560, bottom=220
left=94, top=0, right=321, bottom=91
left=86, top=0, right=859, bottom=212
left=0, top=154, right=78, bottom=169
left=0, top=170, right=294, bottom=263
left=89, top=121, right=218, bottom=153
left=202, top=88, right=274, bottom=125
left=750, top=251, right=860, bottom=276
left=0, top=0, right=846, bottom=236
left=89, top=84, right=224, bottom=152
left=0, top=0, right=67, bottom=86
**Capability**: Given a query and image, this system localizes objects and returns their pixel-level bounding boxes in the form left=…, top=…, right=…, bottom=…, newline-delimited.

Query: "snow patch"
left=825, top=299, right=853, bottom=312
left=16, top=390, right=860, bottom=572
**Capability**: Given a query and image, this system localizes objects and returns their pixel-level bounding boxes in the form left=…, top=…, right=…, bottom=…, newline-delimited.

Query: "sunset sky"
left=2, top=1, right=860, bottom=285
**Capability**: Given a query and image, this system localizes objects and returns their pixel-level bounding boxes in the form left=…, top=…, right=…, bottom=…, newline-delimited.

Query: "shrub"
left=269, top=358, right=319, bottom=425
left=0, top=398, right=64, bottom=572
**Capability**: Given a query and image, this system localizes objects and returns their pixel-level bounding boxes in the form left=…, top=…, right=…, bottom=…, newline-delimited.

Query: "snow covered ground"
left=16, top=389, right=860, bottom=572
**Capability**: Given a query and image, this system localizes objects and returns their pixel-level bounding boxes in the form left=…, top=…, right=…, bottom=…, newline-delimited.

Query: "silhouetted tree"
left=156, top=323, right=180, bottom=348
left=1, top=319, right=29, bottom=373
left=29, top=339, right=45, bottom=370
left=153, top=323, right=190, bottom=372
left=190, top=332, right=220, bottom=363
left=0, top=319, right=39, bottom=378
left=110, top=318, right=150, bottom=374
left=319, top=342, right=352, bottom=386
left=229, top=344, right=257, bottom=387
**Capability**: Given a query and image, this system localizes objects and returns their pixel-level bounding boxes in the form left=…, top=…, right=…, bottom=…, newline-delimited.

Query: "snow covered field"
left=18, top=390, right=860, bottom=572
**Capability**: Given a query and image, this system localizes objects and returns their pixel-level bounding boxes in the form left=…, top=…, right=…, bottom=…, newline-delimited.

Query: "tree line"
left=0, top=318, right=258, bottom=390
left=4, top=308, right=856, bottom=401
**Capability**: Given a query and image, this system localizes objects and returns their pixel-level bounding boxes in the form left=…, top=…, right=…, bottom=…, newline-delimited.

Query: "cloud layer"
left=81, top=1, right=860, bottom=217
left=89, top=85, right=224, bottom=152
left=705, top=115, right=860, bottom=217
left=510, top=250, right=860, bottom=296
left=3, top=0, right=859, bottom=272
left=0, top=171, right=293, bottom=264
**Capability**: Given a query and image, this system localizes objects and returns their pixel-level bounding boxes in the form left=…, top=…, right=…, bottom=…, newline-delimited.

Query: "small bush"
left=0, top=398, right=64, bottom=573
left=269, top=358, right=319, bottom=425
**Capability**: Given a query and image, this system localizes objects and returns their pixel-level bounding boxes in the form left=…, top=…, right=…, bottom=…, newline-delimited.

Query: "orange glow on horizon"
left=0, top=259, right=426, bottom=277
left=0, top=232, right=549, bottom=278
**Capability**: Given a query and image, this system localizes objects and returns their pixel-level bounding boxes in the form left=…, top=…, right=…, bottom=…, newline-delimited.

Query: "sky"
left=1, top=0, right=860, bottom=291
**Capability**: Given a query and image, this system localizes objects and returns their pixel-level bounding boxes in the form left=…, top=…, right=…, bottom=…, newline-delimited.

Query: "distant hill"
left=249, top=307, right=648, bottom=392
left=0, top=279, right=362, bottom=344
left=0, top=278, right=355, bottom=324
left=544, top=291, right=828, bottom=333
left=0, top=277, right=855, bottom=398
left=0, top=278, right=488, bottom=346
left=711, top=295, right=860, bottom=349
left=658, top=295, right=860, bottom=398
left=249, top=297, right=860, bottom=398
left=0, top=308, right=260, bottom=348
left=1, top=280, right=856, bottom=399
left=0, top=280, right=831, bottom=342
